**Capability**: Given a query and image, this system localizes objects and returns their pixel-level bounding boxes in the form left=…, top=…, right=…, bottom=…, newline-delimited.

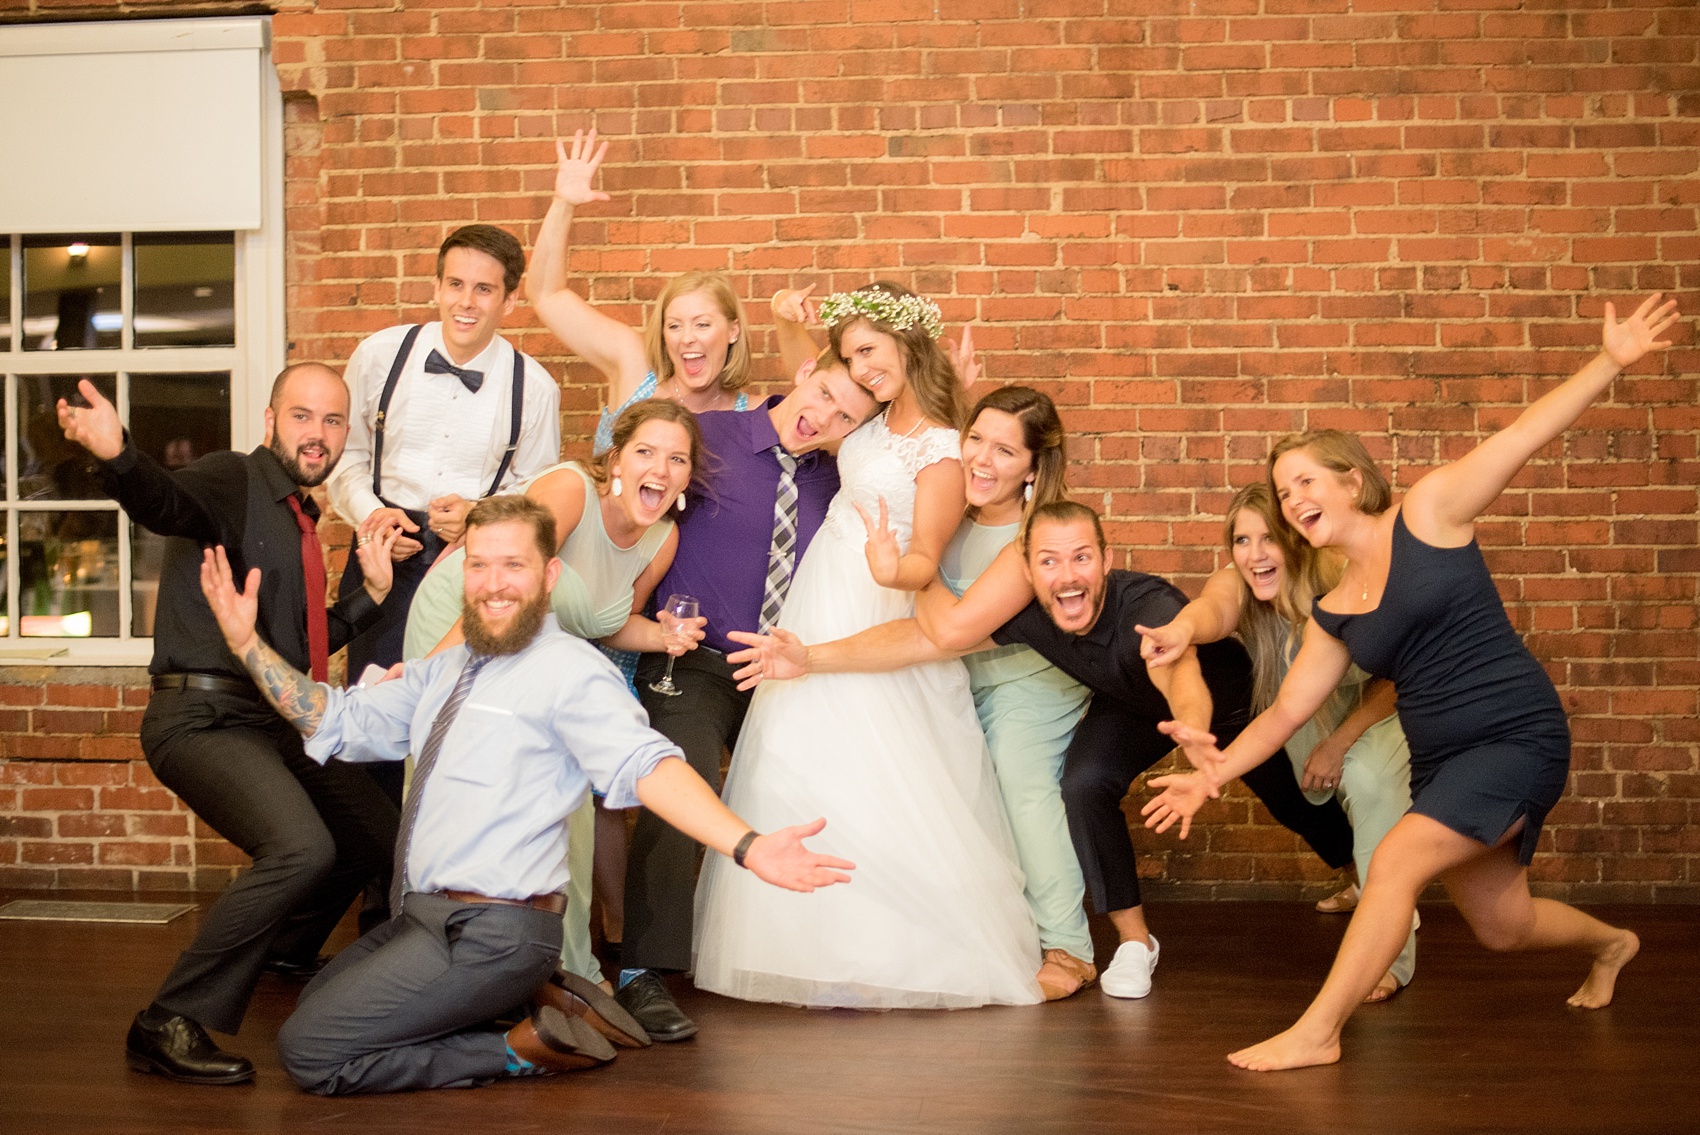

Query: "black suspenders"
left=370, top=325, right=526, bottom=502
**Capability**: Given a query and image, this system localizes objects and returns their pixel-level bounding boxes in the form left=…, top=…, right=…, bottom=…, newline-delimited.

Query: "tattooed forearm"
left=240, top=638, right=328, bottom=737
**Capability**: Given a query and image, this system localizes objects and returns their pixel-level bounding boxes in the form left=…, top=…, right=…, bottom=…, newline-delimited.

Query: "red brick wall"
left=2, top=1, right=1696, bottom=902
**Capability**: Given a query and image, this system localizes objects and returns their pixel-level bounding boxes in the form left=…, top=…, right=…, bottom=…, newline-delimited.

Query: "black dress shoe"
left=613, top=971, right=698, bottom=1042
left=261, top=955, right=329, bottom=982
left=126, top=1012, right=255, bottom=1085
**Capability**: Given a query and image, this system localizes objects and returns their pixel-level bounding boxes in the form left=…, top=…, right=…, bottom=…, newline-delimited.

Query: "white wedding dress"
left=693, top=414, right=1042, bottom=1009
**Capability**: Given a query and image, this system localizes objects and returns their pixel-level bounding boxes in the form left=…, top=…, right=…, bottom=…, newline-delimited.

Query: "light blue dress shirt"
left=305, top=621, right=682, bottom=901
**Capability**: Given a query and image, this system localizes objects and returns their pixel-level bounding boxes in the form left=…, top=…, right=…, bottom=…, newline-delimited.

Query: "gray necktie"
left=389, top=652, right=490, bottom=913
left=759, top=447, right=799, bottom=633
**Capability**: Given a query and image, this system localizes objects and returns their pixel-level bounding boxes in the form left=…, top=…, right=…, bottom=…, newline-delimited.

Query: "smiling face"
left=1230, top=507, right=1287, bottom=604
left=434, top=246, right=518, bottom=364
left=263, top=365, right=350, bottom=489
left=608, top=418, right=694, bottom=527
left=460, top=519, right=561, bottom=655
left=1272, top=447, right=1364, bottom=549
left=662, top=289, right=739, bottom=394
left=962, top=407, right=1035, bottom=516
left=838, top=320, right=907, bottom=403
left=771, top=358, right=878, bottom=455
left=1024, top=517, right=1110, bottom=636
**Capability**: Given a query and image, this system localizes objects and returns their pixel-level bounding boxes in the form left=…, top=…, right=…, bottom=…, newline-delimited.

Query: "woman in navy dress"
left=1144, top=293, right=1679, bottom=1071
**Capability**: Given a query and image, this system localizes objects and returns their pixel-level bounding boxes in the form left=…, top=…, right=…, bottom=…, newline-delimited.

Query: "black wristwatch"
left=732, top=829, right=760, bottom=869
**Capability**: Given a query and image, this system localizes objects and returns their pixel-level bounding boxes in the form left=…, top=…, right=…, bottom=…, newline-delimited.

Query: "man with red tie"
left=57, top=364, right=402, bottom=1086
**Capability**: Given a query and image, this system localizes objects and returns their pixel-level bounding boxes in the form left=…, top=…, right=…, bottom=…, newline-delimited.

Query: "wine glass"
left=647, top=594, right=700, bottom=697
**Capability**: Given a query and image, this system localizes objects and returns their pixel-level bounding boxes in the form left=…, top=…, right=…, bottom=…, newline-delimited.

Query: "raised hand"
left=944, top=323, right=981, bottom=389
left=199, top=546, right=261, bottom=656
left=741, top=817, right=855, bottom=892
left=354, top=522, right=402, bottom=603
left=772, top=284, right=820, bottom=328
left=554, top=129, right=612, bottom=208
left=56, top=378, right=124, bottom=461
left=854, top=497, right=901, bottom=587
left=1137, top=620, right=1193, bottom=668
left=726, top=627, right=810, bottom=690
left=1140, top=772, right=1212, bottom=840
left=1602, top=293, right=1681, bottom=370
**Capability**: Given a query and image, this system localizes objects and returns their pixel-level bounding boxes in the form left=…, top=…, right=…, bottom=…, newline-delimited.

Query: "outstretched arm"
left=634, top=757, right=854, bottom=892
left=772, top=286, right=824, bottom=377
left=1405, top=293, right=1681, bottom=544
left=531, top=130, right=651, bottom=404
left=724, top=618, right=973, bottom=690
left=198, top=547, right=327, bottom=737
left=1139, top=565, right=1245, bottom=668
left=913, top=542, right=1033, bottom=651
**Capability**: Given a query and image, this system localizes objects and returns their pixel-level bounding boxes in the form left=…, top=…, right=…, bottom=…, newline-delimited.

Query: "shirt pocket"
left=435, top=704, right=515, bottom=787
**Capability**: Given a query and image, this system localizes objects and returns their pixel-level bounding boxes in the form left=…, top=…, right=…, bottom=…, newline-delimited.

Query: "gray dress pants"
left=278, top=893, right=562, bottom=1095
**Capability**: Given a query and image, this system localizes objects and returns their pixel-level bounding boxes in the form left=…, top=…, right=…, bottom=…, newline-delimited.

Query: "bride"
left=693, top=283, right=1042, bottom=1009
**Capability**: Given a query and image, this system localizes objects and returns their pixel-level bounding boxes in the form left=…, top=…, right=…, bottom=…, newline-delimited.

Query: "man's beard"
left=462, top=588, right=550, bottom=656
left=270, top=434, right=337, bottom=488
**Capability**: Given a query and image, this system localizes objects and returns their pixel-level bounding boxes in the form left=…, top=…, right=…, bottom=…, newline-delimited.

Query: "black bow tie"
left=423, top=349, right=484, bottom=394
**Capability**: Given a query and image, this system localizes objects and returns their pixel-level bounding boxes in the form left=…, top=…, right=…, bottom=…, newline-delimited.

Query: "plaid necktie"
left=758, top=447, right=799, bottom=633
left=389, top=652, right=490, bottom=913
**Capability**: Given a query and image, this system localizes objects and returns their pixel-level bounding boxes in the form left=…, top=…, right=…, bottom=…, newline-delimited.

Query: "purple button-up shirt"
left=661, top=396, right=840, bottom=655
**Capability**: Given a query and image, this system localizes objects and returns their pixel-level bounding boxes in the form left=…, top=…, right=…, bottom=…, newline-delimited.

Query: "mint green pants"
left=561, top=797, right=604, bottom=985
left=973, top=667, right=1095, bottom=964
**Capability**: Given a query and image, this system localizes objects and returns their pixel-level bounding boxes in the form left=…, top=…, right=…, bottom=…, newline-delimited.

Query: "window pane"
left=19, top=509, right=119, bottom=638
left=130, top=372, right=231, bottom=468
left=131, top=519, right=162, bottom=638
left=0, top=247, right=12, bottom=351
left=134, top=233, right=235, bottom=348
left=23, top=234, right=121, bottom=351
left=17, top=373, right=115, bottom=501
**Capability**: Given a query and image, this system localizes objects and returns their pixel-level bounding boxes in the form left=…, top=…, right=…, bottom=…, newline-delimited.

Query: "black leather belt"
left=151, top=673, right=259, bottom=697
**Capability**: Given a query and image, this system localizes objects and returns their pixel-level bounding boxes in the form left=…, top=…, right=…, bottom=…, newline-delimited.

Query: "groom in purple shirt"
left=615, top=352, right=878, bottom=1040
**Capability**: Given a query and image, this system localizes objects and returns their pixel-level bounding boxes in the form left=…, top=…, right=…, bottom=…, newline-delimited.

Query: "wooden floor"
left=1, top=892, right=1695, bottom=1135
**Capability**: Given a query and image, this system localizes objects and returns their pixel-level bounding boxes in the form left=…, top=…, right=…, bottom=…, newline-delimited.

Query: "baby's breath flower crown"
left=818, top=287, right=944, bottom=340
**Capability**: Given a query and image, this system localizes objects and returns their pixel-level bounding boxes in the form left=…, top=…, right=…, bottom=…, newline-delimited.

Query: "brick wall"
left=2, top=1, right=1696, bottom=902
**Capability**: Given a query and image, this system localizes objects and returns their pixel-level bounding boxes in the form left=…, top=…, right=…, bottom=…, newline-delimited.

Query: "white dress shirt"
left=328, top=321, right=562, bottom=525
left=305, top=621, right=681, bottom=900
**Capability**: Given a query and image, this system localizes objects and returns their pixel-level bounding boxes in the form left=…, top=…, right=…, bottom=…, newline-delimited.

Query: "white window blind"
left=0, top=18, right=268, bottom=233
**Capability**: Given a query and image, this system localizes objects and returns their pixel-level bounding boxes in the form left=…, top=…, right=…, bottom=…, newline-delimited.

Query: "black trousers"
left=278, top=894, right=561, bottom=1095
left=622, top=649, right=751, bottom=974
left=141, top=686, right=399, bottom=1035
left=1061, top=697, right=1355, bottom=914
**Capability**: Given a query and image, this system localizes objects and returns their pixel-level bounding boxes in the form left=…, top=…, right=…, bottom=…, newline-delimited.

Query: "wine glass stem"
left=660, top=655, right=678, bottom=687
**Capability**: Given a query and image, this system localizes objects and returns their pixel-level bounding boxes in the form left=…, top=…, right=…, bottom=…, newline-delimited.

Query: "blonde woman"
left=1143, top=482, right=1416, bottom=1002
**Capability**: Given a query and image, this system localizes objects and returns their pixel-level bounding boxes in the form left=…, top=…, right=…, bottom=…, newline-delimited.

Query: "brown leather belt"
left=152, top=672, right=258, bottom=697
left=438, top=889, right=567, bottom=914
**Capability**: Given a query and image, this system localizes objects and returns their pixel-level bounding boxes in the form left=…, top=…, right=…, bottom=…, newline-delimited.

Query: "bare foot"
left=1226, top=1026, right=1341, bottom=1072
left=1362, top=970, right=1402, bottom=1004
left=1568, top=927, right=1639, bottom=1009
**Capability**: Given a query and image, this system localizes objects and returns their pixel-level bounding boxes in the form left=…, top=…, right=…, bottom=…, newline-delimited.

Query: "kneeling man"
left=199, top=495, right=851, bottom=1095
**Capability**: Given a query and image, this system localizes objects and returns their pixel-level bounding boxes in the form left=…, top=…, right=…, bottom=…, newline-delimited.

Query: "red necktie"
left=286, top=494, right=330, bottom=683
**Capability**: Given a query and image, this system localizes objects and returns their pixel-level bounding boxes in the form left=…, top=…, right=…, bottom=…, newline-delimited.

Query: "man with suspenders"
left=327, top=225, right=561, bottom=905
left=330, top=225, right=561, bottom=684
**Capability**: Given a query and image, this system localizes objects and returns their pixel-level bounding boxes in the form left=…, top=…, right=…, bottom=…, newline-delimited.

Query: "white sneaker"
left=1100, top=935, right=1160, bottom=999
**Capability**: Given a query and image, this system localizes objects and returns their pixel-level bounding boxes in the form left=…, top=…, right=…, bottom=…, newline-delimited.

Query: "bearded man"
left=194, top=494, right=852, bottom=1095
left=56, top=364, right=403, bottom=1085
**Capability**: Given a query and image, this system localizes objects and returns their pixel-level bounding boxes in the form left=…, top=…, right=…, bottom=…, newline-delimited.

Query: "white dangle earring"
left=676, top=491, right=687, bottom=512
left=611, top=474, right=623, bottom=497
left=1023, top=481, right=1034, bottom=503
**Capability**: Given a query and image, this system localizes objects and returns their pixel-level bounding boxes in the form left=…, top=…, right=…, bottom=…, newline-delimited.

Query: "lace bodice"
left=823, top=412, right=961, bottom=549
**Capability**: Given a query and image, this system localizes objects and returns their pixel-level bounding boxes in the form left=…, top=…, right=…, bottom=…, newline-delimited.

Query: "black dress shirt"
left=101, top=442, right=380, bottom=679
left=995, top=569, right=1254, bottom=727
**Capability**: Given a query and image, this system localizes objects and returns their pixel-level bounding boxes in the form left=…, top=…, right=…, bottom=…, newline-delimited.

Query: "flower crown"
left=817, top=287, right=944, bottom=340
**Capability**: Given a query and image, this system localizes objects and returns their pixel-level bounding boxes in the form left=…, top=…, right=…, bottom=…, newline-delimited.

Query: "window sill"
left=0, top=641, right=153, bottom=667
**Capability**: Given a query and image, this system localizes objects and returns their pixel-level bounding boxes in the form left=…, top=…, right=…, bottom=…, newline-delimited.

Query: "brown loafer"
left=536, top=967, right=651, bottom=1048
left=505, top=1005, right=616, bottom=1075
left=1316, top=883, right=1360, bottom=914
left=1036, top=948, right=1098, bottom=1001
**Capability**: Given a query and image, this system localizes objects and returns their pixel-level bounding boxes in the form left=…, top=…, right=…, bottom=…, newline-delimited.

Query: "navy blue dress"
left=1310, top=511, right=1570, bottom=864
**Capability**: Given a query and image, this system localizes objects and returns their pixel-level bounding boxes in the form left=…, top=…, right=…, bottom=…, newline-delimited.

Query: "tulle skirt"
left=692, top=514, right=1042, bottom=1009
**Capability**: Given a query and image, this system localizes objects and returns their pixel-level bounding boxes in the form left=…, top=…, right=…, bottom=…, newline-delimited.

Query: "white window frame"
left=0, top=17, right=285, bottom=665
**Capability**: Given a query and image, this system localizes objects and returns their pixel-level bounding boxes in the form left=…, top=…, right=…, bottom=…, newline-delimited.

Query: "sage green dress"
left=402, top=462, right=673, bottom=984
left=1276, top=625, right=1417, bottom=988
left=941, top=519, right=1095, bottom=964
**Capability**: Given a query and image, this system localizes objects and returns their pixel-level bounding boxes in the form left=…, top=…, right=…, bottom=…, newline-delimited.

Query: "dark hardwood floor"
left=2, top=893, right=1695, bottom=1135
